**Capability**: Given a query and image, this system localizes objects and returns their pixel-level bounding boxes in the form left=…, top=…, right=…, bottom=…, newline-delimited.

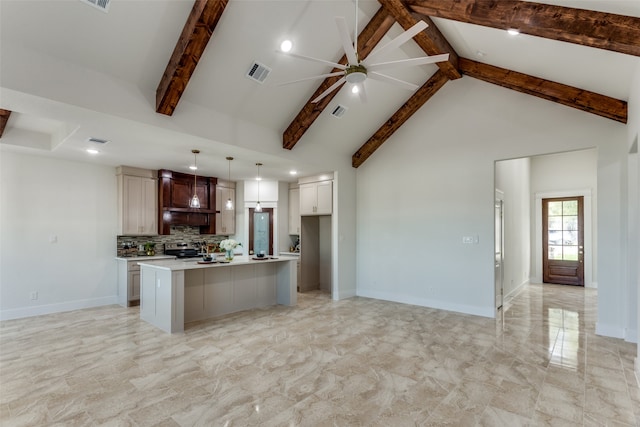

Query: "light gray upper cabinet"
left=300, top=180, right=332, bottom=216
left=289, top=187, right=300, bottom=234
left=117, top=166, right=157, bottom=236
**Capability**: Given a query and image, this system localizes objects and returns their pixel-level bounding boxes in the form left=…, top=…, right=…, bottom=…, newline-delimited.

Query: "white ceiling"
left=1, top=0, right=638, bottom=181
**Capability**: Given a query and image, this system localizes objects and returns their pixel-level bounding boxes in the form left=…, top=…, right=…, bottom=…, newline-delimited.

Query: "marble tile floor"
left=1, top=284, right=638, bottom=426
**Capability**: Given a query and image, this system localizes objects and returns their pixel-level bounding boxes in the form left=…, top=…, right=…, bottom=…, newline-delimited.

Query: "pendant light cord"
left=354, top=0, right=358, bottom=59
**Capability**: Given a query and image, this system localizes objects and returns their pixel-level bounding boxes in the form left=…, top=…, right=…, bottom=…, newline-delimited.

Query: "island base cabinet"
left=140, top=268, right=185, bottom=333
left=184, top=264, right=277, bottom=323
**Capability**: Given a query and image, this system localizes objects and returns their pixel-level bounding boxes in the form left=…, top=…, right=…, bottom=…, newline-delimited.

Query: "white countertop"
left=116, top=255, right=175, bottom=261
left=279, top=252, right=300, bottom=256
left=138, top=255, right=299, bottom=271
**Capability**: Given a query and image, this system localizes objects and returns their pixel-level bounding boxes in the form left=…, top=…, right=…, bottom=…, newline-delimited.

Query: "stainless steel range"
left=164, top=242, right=200, bottom=258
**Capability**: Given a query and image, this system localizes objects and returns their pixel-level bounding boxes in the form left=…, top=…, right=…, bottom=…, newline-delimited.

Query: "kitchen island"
left=137, top=256, right=298, bottom=333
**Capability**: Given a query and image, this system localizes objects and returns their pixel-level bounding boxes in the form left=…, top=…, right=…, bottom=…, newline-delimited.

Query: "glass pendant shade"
left=225, top=156, right=234, bottom=210
left=189, top=149, right=200, bottom=208
left=255, top=162, right=262, bottom=212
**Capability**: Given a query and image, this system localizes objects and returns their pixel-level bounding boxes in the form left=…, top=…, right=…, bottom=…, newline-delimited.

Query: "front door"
left=542, top=197, right=584, bottom=286
left=249, top=208, right=273, bottom=256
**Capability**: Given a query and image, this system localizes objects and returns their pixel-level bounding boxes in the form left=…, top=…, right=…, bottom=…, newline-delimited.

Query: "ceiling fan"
left=278, top=2, right=450, bottom=103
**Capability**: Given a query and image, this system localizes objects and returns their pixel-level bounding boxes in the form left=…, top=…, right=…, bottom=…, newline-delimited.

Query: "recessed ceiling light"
left=289, top=170, right=298, bottom=175
left=189, top=165, right=197, bottom=170
left=507, top=29, right=520, bottom=36
left=86, top=149, right=99, bottom=155
left=280, top=39, right=293, bottom=53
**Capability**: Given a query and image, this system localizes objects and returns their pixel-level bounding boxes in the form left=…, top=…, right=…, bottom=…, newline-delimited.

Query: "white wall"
left=530, top=149, right=598, bottom=287
left=495, top=157, right=531, bottom=299
left=0, top=151, right=118, bottom=319
left=626, top=59, right=640, bottom=358
left=356, top=77, right=628, bottom=321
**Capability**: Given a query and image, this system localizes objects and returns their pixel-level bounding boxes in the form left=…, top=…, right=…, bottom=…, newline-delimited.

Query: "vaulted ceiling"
left=0, top=0, right=638, bottom=179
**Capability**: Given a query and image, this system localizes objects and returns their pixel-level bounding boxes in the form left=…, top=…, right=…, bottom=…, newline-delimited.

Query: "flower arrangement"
left=219, top=239, right=240, bottom=251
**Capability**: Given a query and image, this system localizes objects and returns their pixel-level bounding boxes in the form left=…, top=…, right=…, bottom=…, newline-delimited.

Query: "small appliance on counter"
left=164, top=242, right=200, bottom=258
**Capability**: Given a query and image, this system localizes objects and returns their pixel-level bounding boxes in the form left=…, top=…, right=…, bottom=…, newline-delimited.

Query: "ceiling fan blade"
left=312, top=76, right=347, bottom=103
left=275, top=71, right=345, bottom=86
left=366, top=20, right=429, bottom=64
left=368, top=72, right=419, bottom=91
left=367, top=54, right=450, bottom=71
left=335, top=16, right=359, bottom=65
left=278, top=50, right=347, bottom=70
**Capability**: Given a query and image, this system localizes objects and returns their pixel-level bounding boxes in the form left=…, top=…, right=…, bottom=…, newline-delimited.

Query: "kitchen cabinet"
left=117, top=256, right=174, bottom=307
left=117, top=167, right=157, bottom=236
left=158, top=169, right=216, bottom=235
left=117, top=258, right=141, bottom=306
left=215, top=180, right=235, bottom=235
left=300, top=180, right=332, bottom=215
left=289, top=187, right=300, bottom=234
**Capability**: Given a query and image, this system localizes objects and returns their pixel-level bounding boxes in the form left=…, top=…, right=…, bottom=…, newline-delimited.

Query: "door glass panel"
left=253, top=212, right=270, bottom=255
left=563, top=246, right=578, bottom=261
left=548, top=201, right=563, bottom=216
left=562, top=200, right=578, bottom=215
left=549, top=231, right=562, bottom=245
left=563, top=216, right=578, bottom=231
left=549, top=246, right=563, bottom=260
left=548, top=217, right=562, bottom=230
left=547, top=199, right=580, bottom=261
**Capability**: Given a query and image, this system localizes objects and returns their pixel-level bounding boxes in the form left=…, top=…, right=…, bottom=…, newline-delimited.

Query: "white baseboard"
left=334, top=289, right=357, bottom=300
left=0, top=296, right=119, bottom=321
left=624, top=328, right=638, bottom=344
left=356, top=288, right=495, bottom=318
left=595, top=322, right=625, bottom=339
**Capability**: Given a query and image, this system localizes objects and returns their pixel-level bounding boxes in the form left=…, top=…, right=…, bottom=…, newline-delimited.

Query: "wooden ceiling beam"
left=156, top=0, right=229, bottom=116
left=0, top=109, right=11, bottom=138
left=378, top=0, right=461, bottom=79
left=459, top=58, right=627, bottom=123
left=352, top=70, right=449, bottom=168
left=283, top=8, right=396, bottom=150
left=405, top=0, right=640, bottom=57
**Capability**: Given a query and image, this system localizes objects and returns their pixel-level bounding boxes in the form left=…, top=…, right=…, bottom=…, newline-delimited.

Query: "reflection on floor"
left=1, top=285, right=638, bottom=426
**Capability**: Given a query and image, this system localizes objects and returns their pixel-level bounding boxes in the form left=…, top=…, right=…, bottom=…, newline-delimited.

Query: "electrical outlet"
left=462, top=236, right=474, bottom=244
left=30, top=291, right=38, bottom=300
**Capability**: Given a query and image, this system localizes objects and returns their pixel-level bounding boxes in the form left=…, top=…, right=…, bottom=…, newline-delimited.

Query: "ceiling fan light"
left=280, top=39, right=293, bottom=52
left=351, top=85, right=359, bottom=94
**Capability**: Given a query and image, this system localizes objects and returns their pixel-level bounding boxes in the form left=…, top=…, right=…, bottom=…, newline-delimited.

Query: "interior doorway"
left=495, top=190, right=504, bottom=310
left=542, top=196, right=585, bottom=286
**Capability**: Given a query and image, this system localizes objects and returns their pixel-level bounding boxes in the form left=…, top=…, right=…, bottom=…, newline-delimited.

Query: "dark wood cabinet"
left=158, top=169, right=217, bottom=235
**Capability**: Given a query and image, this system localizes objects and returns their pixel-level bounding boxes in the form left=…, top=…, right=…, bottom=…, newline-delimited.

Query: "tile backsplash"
left=117, top=225, right=228, bottom=256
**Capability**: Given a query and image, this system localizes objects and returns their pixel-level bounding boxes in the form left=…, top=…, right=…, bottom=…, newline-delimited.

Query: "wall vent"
left=331, top=104, right=348, bottom=118
left=87, top=137, right=110, bottom=145
left=246, top=62, right=271, bottom=84
left=79, top=0, right=111, bottom=12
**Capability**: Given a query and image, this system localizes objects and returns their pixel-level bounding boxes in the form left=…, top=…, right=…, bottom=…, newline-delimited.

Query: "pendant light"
left=225, top=157, right=234, bottom=210
left=255, top=162, right=263, bottom=212
left=189, top=149, right=201, bottom=208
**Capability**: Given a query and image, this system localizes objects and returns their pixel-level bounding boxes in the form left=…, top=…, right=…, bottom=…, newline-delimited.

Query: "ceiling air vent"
left=331, top=104, right=348, bottom=119
left=87, top=137, right=110, bottom=145
left=246, top=62, right=271, bottom=84
left=79, top=0, right=111, bottom=12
